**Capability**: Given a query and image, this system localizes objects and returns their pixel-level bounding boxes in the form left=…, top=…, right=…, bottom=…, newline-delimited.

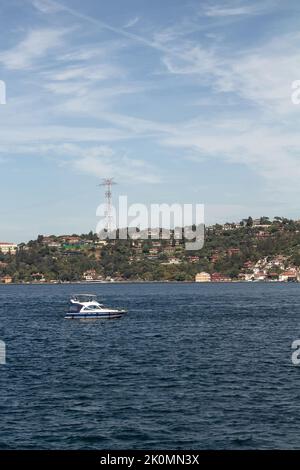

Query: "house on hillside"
left=195, top=272, right=211, bottom=282
left=0, top=242, right=17, bottom=254
left=211, top=272, right=231, bottom=282
left=1, top=275, right=12, bottom=284
left=279, top=270, right=298, bottom=282
left=187, top=255, right=200, bottom=263
left=254, top=272, right=266, bottom=281
left=83, top=270, right=99, bottom=281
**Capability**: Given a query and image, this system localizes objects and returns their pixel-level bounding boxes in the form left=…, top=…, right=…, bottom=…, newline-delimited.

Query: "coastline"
left=0, top=280, right=298, bottom=286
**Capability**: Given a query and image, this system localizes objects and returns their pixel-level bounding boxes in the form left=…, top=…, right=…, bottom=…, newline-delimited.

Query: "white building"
left=83, top=270, right=97, bottom=281
left=195, top=272, right=211, bottom=282
left=0, top=242, right=17, bottom=254
left=161, top=258, right=182, bottom=265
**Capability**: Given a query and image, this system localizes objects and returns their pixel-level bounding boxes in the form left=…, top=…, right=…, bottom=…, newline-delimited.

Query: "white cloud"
left=209, top=33, right=300, bottom=115
left=56, top=40, right=127, bottom=62
left=31, top=0, right=63, bottom=13
left=204, top=5, right=263, bottom=17
left=93, top=111, right=175, bottom=135
left=153, top=19, right=212, bottom=44
left=55, top=64, right=121, bottom=81
left=72, top=153, right=160, bottom=184
left=1, top=142, right=160, bottom=183
left=0, top=28, right=67, bottom=70
left=161, top=29, right=300, bottom=116
left=43, top=63, right=123, bottom=95
left=44, top=81, right=90, bottom=96
left=162, top=45, right=220, bottom=77
left=201, top=1, right=274, bottom=18
left=33, top=0, right=166, bottom=53
left=0, top=126, right=128, bottom=144
left=161, top=117, right=300, bottom=194
left=2, top=0, right=299, bottom=201
left=124, top=17, right=140, bottom=29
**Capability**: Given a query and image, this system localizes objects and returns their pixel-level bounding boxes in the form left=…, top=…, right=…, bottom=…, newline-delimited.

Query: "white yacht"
left=65, top=294, right=127, bottom=319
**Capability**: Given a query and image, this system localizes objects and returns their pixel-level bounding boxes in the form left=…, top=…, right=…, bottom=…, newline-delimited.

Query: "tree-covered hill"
left=1, top=217, right=300, bottom=282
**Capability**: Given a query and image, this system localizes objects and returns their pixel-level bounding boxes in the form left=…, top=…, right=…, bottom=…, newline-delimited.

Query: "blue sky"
left=1, top=0, right=300, bottom=241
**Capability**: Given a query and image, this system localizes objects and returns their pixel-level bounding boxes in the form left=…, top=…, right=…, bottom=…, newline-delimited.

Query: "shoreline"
left=0, top=280, right=298, bottom=286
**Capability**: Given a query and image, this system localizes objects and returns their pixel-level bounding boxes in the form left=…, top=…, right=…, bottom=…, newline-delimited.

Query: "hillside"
left=1, top=217, right=300, bottom=282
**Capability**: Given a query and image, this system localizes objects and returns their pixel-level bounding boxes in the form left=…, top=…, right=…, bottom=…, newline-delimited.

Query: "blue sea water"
left=0, top=282, right=300, bottom=450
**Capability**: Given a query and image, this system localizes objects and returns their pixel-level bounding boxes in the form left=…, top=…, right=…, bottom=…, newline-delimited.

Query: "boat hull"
left=65, top=310, right=127, bottom=319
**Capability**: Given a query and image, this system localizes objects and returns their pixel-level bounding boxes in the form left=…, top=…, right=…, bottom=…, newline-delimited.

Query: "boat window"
left=69, top=303, right=82, bottom=313
left=73, top=295, right=97, bottom=303
left=83, top=305, right=101, bottom=311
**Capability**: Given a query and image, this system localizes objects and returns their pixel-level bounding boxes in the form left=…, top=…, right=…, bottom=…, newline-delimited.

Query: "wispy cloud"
left=124, top=16, right=140, bottom=29
left=160, top=28, right=300, bottom=115
left=162, top=46, right=220, bottom=78
left=56, top=40, right=127, bottom=63
left=42, top=63, right=123, bottom=96
left=31, top=0, right=167, bottom=53
left=0, top=126, right=128, bottom=144
left=201, top=1, right=274, bottom=18
left=72, top=151, right=161, bottom=184
left=161, top=116, right=300, bottom=194
left=0, top=28, right=67, bottom=70
left=49, top=65, right=121, bottom=81
left=3, top=0, right=300, bottom=201
left=0, top=142, right=161, bottom=183
left=31, top=0, right=63, bottom=13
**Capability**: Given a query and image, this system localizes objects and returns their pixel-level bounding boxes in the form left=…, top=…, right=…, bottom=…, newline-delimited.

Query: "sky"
left=1, top=0, right=300, bottom=241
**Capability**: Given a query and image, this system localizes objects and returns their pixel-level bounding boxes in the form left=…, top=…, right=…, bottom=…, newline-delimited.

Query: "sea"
left=0, top=282, right=300, bottom=450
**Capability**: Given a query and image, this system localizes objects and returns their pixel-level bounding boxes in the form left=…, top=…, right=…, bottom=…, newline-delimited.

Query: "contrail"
left=30, top=0, right=171, bottom=55
left=29, top=0, right=210, bottom=88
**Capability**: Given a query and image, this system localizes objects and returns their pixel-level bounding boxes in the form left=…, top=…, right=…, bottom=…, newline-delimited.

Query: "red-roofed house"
left=279, top=270, right=298, bottom=282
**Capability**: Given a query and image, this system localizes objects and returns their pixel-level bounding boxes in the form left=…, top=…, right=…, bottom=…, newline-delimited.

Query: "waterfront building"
left=1, top=275, right=12, bottom=284
left=195, top=272, right=211, bottom=282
